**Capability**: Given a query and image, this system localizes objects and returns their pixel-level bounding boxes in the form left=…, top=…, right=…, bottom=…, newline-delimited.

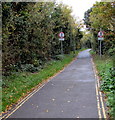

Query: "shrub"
left=32, top=59, right=43, bottom=67
left=108, top=48, right=115, bottom=56
left=21, top=64, right=39, bottom=73
left=52, top=54, right=65, bottom=60
left=100, top=67, right=115, bottom=118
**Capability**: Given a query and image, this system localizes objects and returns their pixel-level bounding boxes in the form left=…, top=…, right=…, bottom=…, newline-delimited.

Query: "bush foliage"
left=94, top=55, right=115, bottom=118
left=84, top=2, right=115, bottom=55
left=2, top=2, right=83, bottom=76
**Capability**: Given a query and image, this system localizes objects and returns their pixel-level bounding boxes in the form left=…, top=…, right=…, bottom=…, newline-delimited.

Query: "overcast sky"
left=56, top=0, right=101, bottom=20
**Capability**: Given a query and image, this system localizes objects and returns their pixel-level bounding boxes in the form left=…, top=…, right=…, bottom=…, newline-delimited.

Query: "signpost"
left=98, top=29, right=104, bottom=57
left=98, top=31, right=104, bottom=38
left=98, top=37, right=104, bottom=40
left=59, top=38, right=64, bottom=41
left=59, top=32, right=64, bottom=39
left=59, top=31, right=65, bottom=55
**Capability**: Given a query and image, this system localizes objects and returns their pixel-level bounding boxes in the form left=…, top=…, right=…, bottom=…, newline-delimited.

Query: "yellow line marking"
left=91, top=59, right=102, bottom=118
left=95, top=80, right=102, bottom=118
left=2, top=57, right=77, bottom=119
left=91, top=58, right=101, bottom=118
left=4, top=83, right=47, bottom=119
left=91, top=58, right=107, bottom=119
left=99, top=91, right=107, bottom=118
left=96, top=69, right=107, bottom=119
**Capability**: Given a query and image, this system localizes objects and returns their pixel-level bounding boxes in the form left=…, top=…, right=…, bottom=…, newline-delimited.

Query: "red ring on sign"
left=59, top=32, right=64, bottom=38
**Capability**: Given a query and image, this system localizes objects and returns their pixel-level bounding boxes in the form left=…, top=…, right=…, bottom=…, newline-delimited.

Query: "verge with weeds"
left=92, top=52, right=115, bottom=119
left=2, top=52, right=80, bottom=113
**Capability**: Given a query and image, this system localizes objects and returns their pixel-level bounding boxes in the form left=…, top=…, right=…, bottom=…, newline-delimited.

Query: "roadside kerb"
left=91, top=58, right=107, bottom=119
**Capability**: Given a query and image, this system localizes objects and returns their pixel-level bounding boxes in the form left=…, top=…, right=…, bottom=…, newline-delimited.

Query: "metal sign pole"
left=98, top=28, right=104, bottom=58
left=100, top=40, right=102, bottom=58
left=61, top=40, right=63, bottom=55
left=73, top=37, right=75, bottom=55
left=60, top=28, right=63, bottom=55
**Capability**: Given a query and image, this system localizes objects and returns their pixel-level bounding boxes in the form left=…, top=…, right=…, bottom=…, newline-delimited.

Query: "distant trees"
left=2, top=2, right=83, bottom=75
left=80, top=32, right=92, bottom=48
left=84, top=1, right=115, bottom=55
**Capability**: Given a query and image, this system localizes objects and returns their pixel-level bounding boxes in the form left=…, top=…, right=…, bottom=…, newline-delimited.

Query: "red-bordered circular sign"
left=98, top=31, right=104, bottom=38
left=59, top=32, right=64, bottom=38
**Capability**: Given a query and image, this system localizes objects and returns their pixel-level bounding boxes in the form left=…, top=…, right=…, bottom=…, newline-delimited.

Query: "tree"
left=2, top=2, right=83, bottom=75
left=84, top=1, right=115, bottom=55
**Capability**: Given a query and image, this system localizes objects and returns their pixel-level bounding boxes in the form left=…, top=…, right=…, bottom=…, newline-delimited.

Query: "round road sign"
left=98, top=31, right=104, bottom=37
left=59, top=32, right=64, bottom=38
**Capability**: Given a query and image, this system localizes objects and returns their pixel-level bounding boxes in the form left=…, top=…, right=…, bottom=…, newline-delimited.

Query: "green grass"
left=2, top=52, right=80, bottom=112
left=93, top=54, right=115, bottom=119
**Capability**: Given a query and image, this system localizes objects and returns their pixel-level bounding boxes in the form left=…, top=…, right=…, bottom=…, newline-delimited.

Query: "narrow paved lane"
left=9, top=49, right=98, bottom=118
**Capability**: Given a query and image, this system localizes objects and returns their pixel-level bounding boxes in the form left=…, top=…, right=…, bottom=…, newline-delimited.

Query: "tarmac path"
left=6, top=49, right=101, bottom=118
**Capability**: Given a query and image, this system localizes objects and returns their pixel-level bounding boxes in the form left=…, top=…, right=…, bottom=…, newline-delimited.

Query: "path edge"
left=91, top=57, right=107, bottom=119
left=2, top=56, right=77, bottom=119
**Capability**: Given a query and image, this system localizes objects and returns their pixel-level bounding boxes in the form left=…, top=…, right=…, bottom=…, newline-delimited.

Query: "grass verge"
left=2, top=51, right=80, bottom=113
left=92, top=53, right=115, bottom=119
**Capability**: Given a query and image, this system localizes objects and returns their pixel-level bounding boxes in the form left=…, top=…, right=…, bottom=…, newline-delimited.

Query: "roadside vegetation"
left=2, top=2, right=83, bottom=113
left=91, top=52, right=115, bottom=119
left=2, top=2, right=83, bottom=76
left=83, top=2, right=115, bottom=118
left=83, top=1, right=115, bottom=55
left=2, top=52, right=80, bottom=112
left=2, top=0, right=115, bottom=117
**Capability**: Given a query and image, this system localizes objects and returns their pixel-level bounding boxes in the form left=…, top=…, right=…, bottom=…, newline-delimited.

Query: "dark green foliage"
left=107, top=93, right=115, bottom=118
left=2, top=53, right=75, bottom=112
left=52, top=54, right=65, bottom=60
left=84, top=7, right=92, bottom=30
left=108, top=48, right=115, bottom=57
left=21, top=64, right=40, bottom=73
left=100, top=67, right=115, bottom=118
left=100, top=67, right=115, bottom=92
left=84, top=2, right=115, bottom=55
left=94, top=55, right=115, bottom=118
left=2, top=2, right=82, bottom=76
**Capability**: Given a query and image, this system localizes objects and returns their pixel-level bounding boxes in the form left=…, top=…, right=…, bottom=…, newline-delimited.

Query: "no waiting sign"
left=59, top=32, right=64, bottom=38
left=98, top=31, right=104, bottom=37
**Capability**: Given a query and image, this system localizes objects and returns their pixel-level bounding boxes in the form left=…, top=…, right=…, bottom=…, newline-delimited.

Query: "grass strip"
left=2, top=51, right=80, bottom=113
left=92, top=53, right=115, bottom=119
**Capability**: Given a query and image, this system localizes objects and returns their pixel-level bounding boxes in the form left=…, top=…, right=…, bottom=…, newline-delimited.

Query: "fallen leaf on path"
left=45, top=109, right=49, bottom=112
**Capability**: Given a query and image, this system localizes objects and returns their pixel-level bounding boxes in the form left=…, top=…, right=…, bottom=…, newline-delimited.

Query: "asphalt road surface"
left=8, top=49, right=99, bottom=118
